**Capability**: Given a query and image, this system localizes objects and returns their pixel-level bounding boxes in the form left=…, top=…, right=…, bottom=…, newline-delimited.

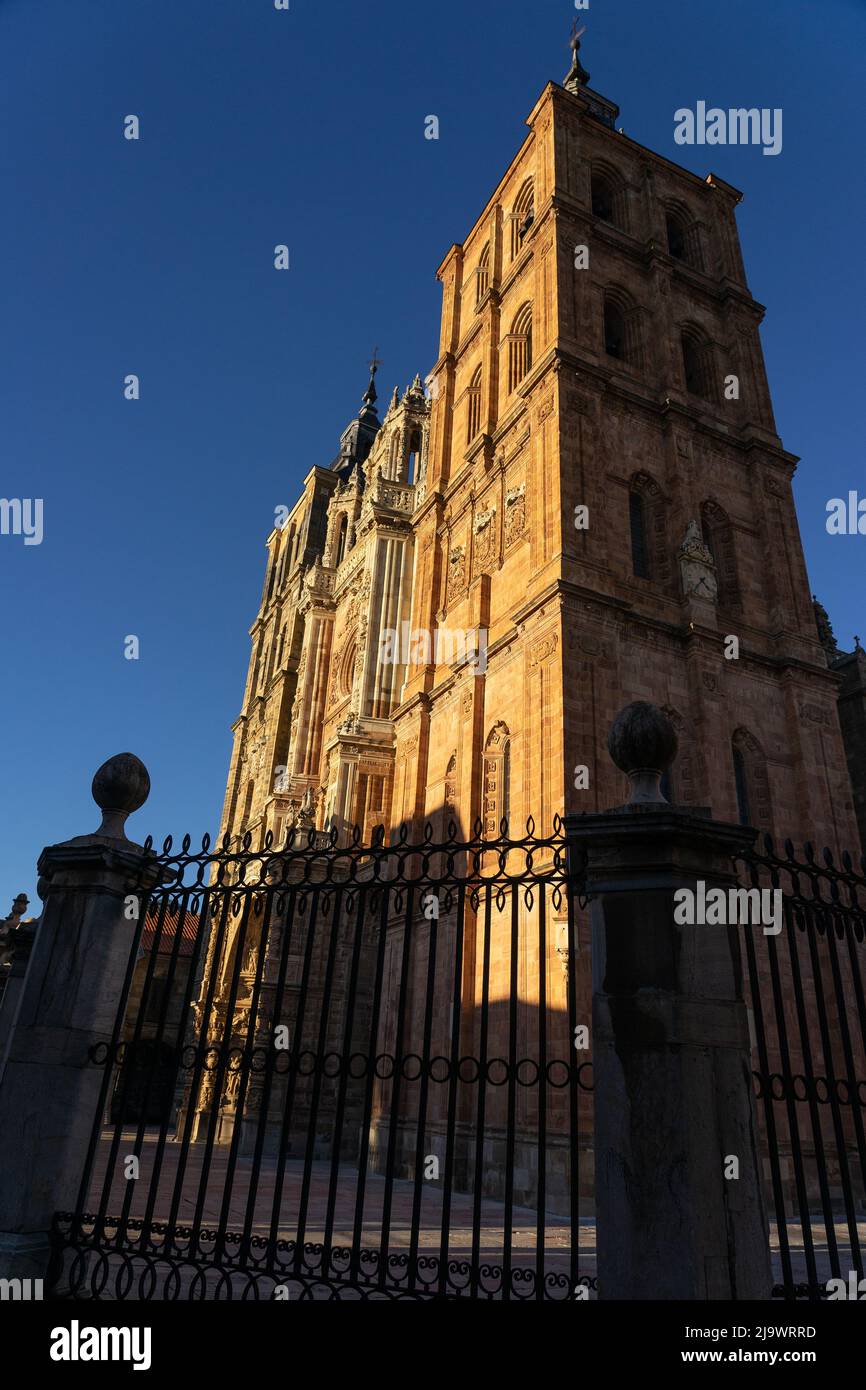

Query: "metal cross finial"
left=369, top=346, right=382, bottom=376
left=571, top=19, right=587, bottom=49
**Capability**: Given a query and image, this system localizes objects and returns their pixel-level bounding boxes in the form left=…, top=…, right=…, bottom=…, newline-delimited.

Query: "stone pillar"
left=0, top=753, right=152, bottom=1285
left=568, top=702, right=771, bottom=1300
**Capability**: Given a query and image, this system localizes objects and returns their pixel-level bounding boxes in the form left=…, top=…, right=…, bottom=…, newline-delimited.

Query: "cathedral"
left=217, top=33, right=862, bottom=863
left=188, top=30, right=866, bottom=1199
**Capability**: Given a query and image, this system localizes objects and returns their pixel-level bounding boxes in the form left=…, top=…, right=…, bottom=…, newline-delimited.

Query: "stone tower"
left=393, top=33, right=858, bottom=856
left=199, top=30, right=862, bottom=1188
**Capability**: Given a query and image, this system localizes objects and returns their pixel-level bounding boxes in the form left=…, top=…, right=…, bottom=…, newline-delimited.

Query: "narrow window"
left=476, top=245, right=490, bottom=306
left=682, top=332, right=707, bottom=397
left=335, top=514, right=348, bottom=567
left=511, top=181, right=535, bottom=260
left=667, top=212, right=687, bottom=261
left=407, top=430, right=422, bottom=483
left=467, top=366, right=482, bottom=443
left=502, top=739, right=511, bottom=832
left=733, top=745, right=751, bottom=826
left=629, top=490, right=649, bottom=579
left=509, top=306, right=533, bottom=393
left=604, top=299, right=626, bottom=360
left=592, top=173, right=615, bottom=223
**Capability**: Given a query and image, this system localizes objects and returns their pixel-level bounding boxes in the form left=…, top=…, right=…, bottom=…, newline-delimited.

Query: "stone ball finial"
left=92, top=753, right=151, bottom=839
left=608, top=702, right=678, bottom=805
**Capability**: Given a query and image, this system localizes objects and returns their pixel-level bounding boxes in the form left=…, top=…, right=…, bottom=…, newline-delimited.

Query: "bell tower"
left=391, top=27, right=858, bottom=854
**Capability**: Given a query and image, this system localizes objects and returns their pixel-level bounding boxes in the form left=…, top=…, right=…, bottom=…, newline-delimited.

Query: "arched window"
left=666, top=211, right=687, bottom=261
left=443, top=751, right=458, bottom=833
left=476, top=245, right=490, bottom=306
left=591, top=164, right=628, bottom=230
left=627, top=471, right=670, bottom=589
left=666, top=206, right=703, bottom=270
left=444, top=752, right=457, bottom=808
left=681, top=329, right=711, bottom=398
left=340, top=638, right=357, bottom=700
left=603, top=289, right=640, bottom=368
left=510, top=180, right=535, bottom=260
left=467, top=366, right=482, bottom=443
left=701, top=500, right=740, bottom=610
left=408, top=430, right=422, bottom=483
left=508, top=305, right=533, bottom=394
left=592, top=171, right=615, bottom=223
left=604, top=298, right=626, bottom=360
left=731, top=729, right=773, bottom=830
left=629, top=489, right=649, bottom=579
left=335, top=514, right=348, bottom=568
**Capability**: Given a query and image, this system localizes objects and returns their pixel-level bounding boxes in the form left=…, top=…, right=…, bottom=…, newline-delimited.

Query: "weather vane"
left=565, top=19, right=590, bottom=91
left=571, top=19, right=587, bottom=50
left=369, top=346, right=382, bottom=376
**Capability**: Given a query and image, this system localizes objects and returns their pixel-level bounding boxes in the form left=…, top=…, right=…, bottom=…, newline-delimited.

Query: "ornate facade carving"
left=504, top=483, right=526, bottom=547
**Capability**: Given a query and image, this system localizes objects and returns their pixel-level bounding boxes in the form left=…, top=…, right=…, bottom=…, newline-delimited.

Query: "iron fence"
left=46, top=816, right=866, bottom=1301
left=738, top=836, right=866, bottom=1299
left=50, top=818, right=595, bottom=1300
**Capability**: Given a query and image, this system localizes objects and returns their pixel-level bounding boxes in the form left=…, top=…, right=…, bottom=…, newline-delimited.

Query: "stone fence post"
left=0, top=753, right=152, bottom=1286
left=566, top=702, right=772, bottom=1300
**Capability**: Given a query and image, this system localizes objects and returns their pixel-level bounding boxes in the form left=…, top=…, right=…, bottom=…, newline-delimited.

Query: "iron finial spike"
left=362, top=346, right=382, bottom=407
left=565, top=18, right=590, bottom=93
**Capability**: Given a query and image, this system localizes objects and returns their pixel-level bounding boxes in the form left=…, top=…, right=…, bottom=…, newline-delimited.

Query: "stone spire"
left=361, top=347, right=382, bottom=412
left=564, top=18, right=590, bottom=94
left=334, top=355, right=383, bottom=478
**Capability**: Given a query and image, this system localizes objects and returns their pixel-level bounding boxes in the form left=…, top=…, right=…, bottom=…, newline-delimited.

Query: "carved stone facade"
left=217, top=370, right=430, bottom=854
left=201, top=50, right=863, bottom=1190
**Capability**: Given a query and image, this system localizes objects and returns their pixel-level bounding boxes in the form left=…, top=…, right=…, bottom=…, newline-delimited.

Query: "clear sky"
left=2, top=0, right=864, bottom=900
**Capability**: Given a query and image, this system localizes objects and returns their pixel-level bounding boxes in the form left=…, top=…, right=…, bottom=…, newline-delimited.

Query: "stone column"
left=567, top=702, right=771, bottom=1300
left=0, top=753, right=152, bottom=1285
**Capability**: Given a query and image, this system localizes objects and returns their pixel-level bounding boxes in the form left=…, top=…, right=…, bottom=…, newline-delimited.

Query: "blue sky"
left=2, top=0, right=864, bottom=899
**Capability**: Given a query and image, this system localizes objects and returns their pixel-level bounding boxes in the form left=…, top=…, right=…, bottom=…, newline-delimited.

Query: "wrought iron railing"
left=736, top=836, right=866, bottom=1299
left=50, top=818, right=594, bottom=1301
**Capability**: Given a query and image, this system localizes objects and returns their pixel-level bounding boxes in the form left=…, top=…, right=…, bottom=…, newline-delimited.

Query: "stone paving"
left=60, top=1131, right=863, bottom=1299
